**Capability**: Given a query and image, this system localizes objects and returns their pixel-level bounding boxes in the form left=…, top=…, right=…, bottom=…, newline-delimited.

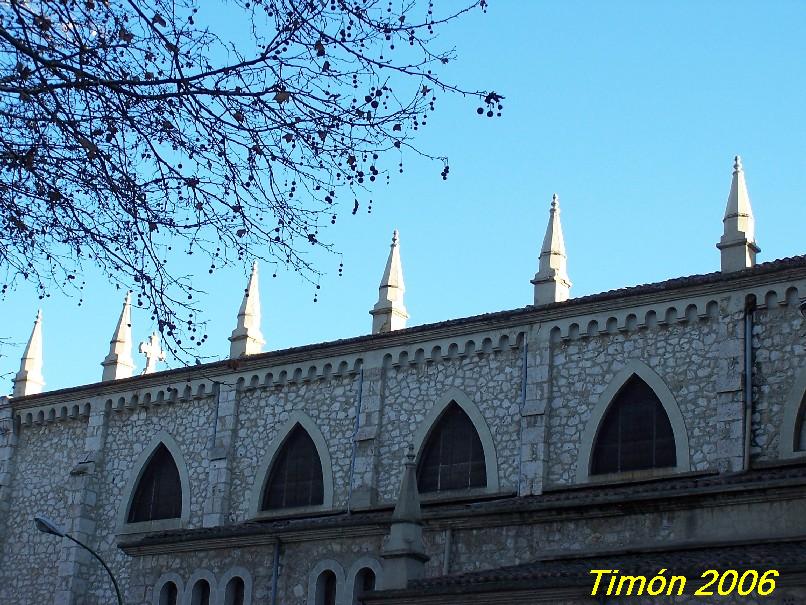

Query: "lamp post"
left=34, top=516, right=123, bottom=605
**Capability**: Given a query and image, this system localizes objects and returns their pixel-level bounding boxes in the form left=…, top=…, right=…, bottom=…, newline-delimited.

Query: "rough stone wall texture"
left=751, top=301, right=806, bottom=460
left=3, top=279, right=806, bottom=604
left=81, top=396, right=217, bottom=605
left=375, top=349, right=524, bottom=503
left=441, top=499, right=804, bottom=576
left=0, top=419, right=85, bottom=604
left=229, top=374, right=360, bottom=521
left=546, top=315, right=724, bottom=486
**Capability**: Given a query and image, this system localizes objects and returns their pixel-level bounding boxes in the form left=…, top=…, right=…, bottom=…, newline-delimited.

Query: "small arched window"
left=417, top=402, right=486, bottom=493
left=261, top=425, right=324, bottom=510
left=591, top=376, right=676, bottom=475
left=158, top=581, right=178, bottom=605
left=224, top=577, right=245, bottom=605
left=190, top=580, right=211, bottom=605
left=128, top=443, right=182, bottom=522
left=352, top=568, right=376, bottom=605
left=315, top=570, right=337, bottom=605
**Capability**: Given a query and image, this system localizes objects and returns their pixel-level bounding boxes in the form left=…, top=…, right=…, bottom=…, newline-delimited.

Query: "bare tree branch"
left=0, top=0, right=502, bottom=358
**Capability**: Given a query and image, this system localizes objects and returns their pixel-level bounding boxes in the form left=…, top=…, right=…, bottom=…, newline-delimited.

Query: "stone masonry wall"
left=375, top=347, right=524, bottom=503
left=83, top=395, right=218, bottom=604
left=2, top=275, right=805, bottom=604
left=229, top=373, right=360, bottom=521
left=0, top=418, right=85, bottom=604
left=751, top=296, right=806, bottom=460
left=545, top=310, right=726, bottom=485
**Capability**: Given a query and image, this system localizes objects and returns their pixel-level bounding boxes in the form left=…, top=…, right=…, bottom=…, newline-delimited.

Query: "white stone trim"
left=182, top=569, right=217, bottom=605
left=117, top=431, right=191, bottom=534
left=780, top=367, right=806, bottom=459
left=248, top=411, right=334, bottom=517
left=346, top=557, right=383, bottom=605
left=575, top=360, right=691, bottom=483
left=412, top=387, right=500, bottom=493
left=153, top=572, right=184, bottom=605
left=307, top=559, right=346, bottom=605
left=217, top=567, right=253, bottom=605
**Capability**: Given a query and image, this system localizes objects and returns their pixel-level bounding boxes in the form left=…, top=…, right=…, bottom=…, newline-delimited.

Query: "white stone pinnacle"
left=101, top=292, right=135, bottom=381
left=229, top=261, right=265, bottom=358
left=370, top=229, right=409, bottom=334
left=717, top=155, right=760, bottom=273
left=139, top=332, right=166, bottom=375
left=532, top=193, right=572, bottom=306
left=13, top=310, right=45, bottom=397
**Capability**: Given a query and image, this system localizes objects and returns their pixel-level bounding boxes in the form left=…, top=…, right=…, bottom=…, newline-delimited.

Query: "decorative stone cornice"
left=8, top=258, right=806, bottom=410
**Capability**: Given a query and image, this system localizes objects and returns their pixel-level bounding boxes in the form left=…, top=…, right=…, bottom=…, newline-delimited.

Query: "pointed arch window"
left=127, top=443, right=182, bottom=522
left=591, top=376, right=676, bottom=475
left=261, top=425, right=324, bottom=510
left=417, top=402, right=486, bottom=493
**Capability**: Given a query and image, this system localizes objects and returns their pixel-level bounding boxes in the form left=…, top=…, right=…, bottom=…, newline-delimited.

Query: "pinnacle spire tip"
left=734, top=155, right=743, bottom=172
left=551, top=193, right=559, bottom=209
left=392, top=229, right=399, bottom=245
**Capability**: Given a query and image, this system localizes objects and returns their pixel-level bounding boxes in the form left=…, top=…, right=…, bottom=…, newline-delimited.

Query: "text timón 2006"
left=590, top=569, right=779, bottom=597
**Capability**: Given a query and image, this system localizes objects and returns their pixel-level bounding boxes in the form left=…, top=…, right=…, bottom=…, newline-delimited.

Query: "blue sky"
left=2, top=1, right=805, bottom=392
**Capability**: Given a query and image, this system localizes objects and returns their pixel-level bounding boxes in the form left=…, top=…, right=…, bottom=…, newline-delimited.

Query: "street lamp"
left=33, top=516, right=123, bottom=605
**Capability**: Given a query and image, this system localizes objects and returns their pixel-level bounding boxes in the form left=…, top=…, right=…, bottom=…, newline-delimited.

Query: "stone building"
left=1, top=156, right=805, bottom=604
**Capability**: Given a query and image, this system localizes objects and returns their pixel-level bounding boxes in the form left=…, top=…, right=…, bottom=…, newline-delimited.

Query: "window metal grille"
left=261, top=426, right=324, bottom=510
left=417, top=403, right=486, bottom=493
left=591, top=376, right=676, bottom=474
left=128, top=444, right=182, bottom=522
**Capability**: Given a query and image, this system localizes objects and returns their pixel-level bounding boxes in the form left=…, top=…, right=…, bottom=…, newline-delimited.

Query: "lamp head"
left=34, top=516, right=65, bottom=537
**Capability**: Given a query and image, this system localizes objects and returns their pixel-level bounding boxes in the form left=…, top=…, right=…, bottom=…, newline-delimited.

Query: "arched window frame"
left=249, top=412, right=334, bottom=518
left=306, top=560, right=345, bottom=605
left=412, top=388, right=500, bottom=498
left=576, top=361, right=691, bottom=483
left=347, top=557, right=383, bottom=605
left=182, top=570, right=217, bottom=605
left=119, top=431, right=191, bottom=534
left=215, top=568, right=253, bottom=605
left=152, top=573, right=184, bottom=605
left=189, top=580, right=211, bottom=605
left=780, top=367, right=806, bottom=458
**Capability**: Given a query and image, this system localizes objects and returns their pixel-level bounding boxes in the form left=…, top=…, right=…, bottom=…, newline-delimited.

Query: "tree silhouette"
left=0, top=0, right=501, bottom=355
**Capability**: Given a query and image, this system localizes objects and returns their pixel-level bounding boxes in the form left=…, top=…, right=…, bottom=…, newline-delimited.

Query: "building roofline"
left=6, top=254, right=806, bottom=407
